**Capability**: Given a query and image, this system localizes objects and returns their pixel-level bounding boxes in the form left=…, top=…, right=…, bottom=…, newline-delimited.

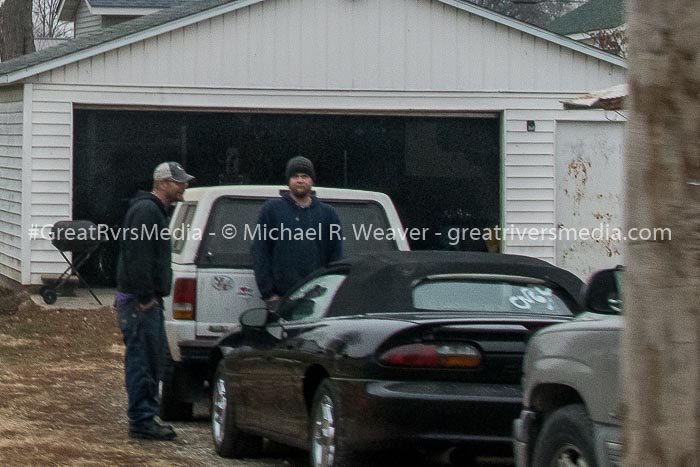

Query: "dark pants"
left=116, top=298, right=166, bottom=427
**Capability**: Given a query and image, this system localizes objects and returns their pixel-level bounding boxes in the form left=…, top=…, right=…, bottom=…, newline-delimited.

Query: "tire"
left=309, top=380, right=358, bottom=467
left=40, top=286, right=57, bottom=305
left=531, top=404, right=598, bottom=467
left=211, top=360, right=263, bottom=458
left=159, top=356, right=193, bottom=421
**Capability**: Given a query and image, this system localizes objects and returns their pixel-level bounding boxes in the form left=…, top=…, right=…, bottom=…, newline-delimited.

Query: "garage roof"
left=0, top=0, right=626, bottom=85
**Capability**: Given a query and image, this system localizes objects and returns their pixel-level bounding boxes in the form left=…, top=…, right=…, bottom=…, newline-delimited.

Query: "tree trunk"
left=623, top=0, right=700, bottom=466
left=0, top=0, right=36, bottom=61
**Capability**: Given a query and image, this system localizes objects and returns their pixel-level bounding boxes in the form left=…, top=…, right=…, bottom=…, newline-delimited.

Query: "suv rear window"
left=171, top=202, right=197, bottom=253
left=197, top=197, right=396, bottom=268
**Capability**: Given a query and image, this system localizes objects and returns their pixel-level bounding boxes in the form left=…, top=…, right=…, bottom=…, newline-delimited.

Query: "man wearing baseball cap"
left=115, top=161, right=193, bottom=440
left=252, top=156, right=343, bottom=310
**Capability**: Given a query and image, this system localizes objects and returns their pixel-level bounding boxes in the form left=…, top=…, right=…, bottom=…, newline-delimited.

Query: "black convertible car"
left=209, top=251, right=584, bottom=466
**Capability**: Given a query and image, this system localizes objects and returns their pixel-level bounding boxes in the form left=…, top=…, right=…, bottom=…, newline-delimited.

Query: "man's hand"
left=139, top=298, right=158, bottom=311
left=264, top=295, right=281, bottom=311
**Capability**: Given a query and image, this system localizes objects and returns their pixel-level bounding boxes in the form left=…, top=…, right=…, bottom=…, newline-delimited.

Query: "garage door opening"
left=73, top=109, right=500, bottom=285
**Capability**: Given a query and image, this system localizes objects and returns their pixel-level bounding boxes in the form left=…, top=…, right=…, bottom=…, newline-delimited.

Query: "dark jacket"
left=116, top=191, right=172, bottom=304
left=253, top=193, right=342, bottom=299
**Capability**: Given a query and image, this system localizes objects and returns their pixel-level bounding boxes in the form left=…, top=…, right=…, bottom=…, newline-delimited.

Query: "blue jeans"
left=116, top=298, right=166, bottom=427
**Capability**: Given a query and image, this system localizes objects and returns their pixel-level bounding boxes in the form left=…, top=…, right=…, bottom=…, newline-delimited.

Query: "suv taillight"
left=172, top=278, right=196, bottom=320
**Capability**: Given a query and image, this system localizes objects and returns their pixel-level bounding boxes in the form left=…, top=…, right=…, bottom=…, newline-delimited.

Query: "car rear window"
left=413, top=279, right=574, bottom=315
left=198, top=197, right=396, bottom=268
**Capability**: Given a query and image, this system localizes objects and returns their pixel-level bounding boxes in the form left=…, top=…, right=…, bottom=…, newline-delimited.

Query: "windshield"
left=413, top=280, right=574, bottom=316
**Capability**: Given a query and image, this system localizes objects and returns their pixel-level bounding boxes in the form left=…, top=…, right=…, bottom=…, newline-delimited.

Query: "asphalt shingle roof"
left=0, top=0, right=235, bottom=78
left=548, top=0, right=624, bottom=35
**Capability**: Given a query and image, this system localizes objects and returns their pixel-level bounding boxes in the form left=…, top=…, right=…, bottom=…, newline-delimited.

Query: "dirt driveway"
left=0, top=287, right=304, bottom=467
left=0, top=287, right=512, bottom=467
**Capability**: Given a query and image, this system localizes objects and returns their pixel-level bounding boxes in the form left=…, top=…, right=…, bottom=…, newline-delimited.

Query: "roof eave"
left=88, top=6, right=160, bottom=16
left=57, top=0, right=80, bottom=22
left=439, top=0, right=627, bottom=69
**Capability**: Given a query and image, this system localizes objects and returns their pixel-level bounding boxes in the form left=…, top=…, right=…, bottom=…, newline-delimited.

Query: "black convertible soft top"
left=323, top=251, right=585, bottom=316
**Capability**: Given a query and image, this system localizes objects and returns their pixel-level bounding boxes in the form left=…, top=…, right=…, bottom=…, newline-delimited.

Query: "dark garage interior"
left=73, top=109, right=501, bottom=285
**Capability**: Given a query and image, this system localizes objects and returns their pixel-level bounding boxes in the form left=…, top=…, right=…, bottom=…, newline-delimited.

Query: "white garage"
left=0, top=0, right=627, bottom=285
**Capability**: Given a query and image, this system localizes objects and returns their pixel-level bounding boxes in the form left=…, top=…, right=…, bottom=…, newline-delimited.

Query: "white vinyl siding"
left=35, top=0, right=625, bottom=91
left=75, top=0, right=102, bottom=38
left=27, top=93, right=72, bottom=281
left=0, top=86, right=24, bottom=281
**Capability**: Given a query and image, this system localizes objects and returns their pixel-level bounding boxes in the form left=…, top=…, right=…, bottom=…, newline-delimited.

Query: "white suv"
left=161, top=185, right=409, bottom=419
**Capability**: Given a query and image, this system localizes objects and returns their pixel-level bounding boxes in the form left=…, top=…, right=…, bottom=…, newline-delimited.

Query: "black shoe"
left=129, top=419, right=177, bottom=440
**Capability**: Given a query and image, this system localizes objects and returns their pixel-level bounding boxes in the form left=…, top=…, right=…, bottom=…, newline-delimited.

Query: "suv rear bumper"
left=166, top=337, right=219, bottom=403
left=164, top=320, right=217, bottom=363
left=179, top=337, right=218, bottom=364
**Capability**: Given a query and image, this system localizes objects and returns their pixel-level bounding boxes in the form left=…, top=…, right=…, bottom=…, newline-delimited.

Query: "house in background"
left=548, top=0, right=626, bottom=56
left=57, top=0, right=184, bottom=37
left=0, top=0, right=627, bottom=287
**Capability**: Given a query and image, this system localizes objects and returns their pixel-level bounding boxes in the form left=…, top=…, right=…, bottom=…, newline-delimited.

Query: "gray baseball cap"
left=153, top=161, right=194, bottom=183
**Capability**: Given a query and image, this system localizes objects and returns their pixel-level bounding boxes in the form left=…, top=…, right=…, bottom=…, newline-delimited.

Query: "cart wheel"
left=40, top=287, right=58, bottom=305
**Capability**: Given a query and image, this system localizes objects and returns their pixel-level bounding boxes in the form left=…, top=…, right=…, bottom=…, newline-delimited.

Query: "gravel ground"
left=0, top=287, right=512, bottom=467
left=0, top=287, right=304, bottom=466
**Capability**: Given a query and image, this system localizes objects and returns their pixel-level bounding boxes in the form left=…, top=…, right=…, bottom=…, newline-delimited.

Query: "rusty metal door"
left=555, top=121, right=625, bottom=280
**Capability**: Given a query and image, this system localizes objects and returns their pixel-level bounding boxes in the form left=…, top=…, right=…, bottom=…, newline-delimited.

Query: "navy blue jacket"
left=252, top=193, right=343, bottom=299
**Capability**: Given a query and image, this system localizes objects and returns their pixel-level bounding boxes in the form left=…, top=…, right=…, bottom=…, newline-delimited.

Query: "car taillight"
left=379, top=343, right=482, bottom=369
left=172, top=278, right=196, bottom=320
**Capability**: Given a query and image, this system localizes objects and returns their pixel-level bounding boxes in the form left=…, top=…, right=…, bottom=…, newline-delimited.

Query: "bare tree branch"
left=588, top=28, right=627, bottom=58
left=33, top=0, right=72, bottom=39
left=468, top=0, right=577, bottom=27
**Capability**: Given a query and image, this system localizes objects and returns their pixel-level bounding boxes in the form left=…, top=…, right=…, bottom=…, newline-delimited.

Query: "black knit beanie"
left=285, top=156, right=316, bottom=181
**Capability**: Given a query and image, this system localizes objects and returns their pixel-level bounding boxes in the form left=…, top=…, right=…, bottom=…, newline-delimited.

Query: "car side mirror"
left=584, top=267, right=623, bottom=314
left=240, top=307, right=271, bottom=328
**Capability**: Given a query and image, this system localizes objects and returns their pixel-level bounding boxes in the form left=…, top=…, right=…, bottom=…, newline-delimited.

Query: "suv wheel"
left=159, top=356, right=193, bottom=421
left=531, top=404, right=598, bottom=467
left=211, top=360, right=263, bottom=458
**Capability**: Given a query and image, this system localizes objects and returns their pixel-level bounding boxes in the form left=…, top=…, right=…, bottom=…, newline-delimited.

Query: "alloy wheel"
left=552, top=444, right=589, bottom=467
left=311, top=394, right=336, bottom=467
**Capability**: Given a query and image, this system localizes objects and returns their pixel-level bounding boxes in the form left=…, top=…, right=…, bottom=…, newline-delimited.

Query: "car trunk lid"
left=375, top=317, right=568, bottom=384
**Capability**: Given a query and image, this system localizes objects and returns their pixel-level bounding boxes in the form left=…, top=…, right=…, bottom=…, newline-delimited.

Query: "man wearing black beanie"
left=252, top=157, right=343, bottom=309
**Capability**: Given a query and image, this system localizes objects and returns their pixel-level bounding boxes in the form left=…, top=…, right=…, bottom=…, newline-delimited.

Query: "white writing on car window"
left=509, top=287, right=555, bottom=311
